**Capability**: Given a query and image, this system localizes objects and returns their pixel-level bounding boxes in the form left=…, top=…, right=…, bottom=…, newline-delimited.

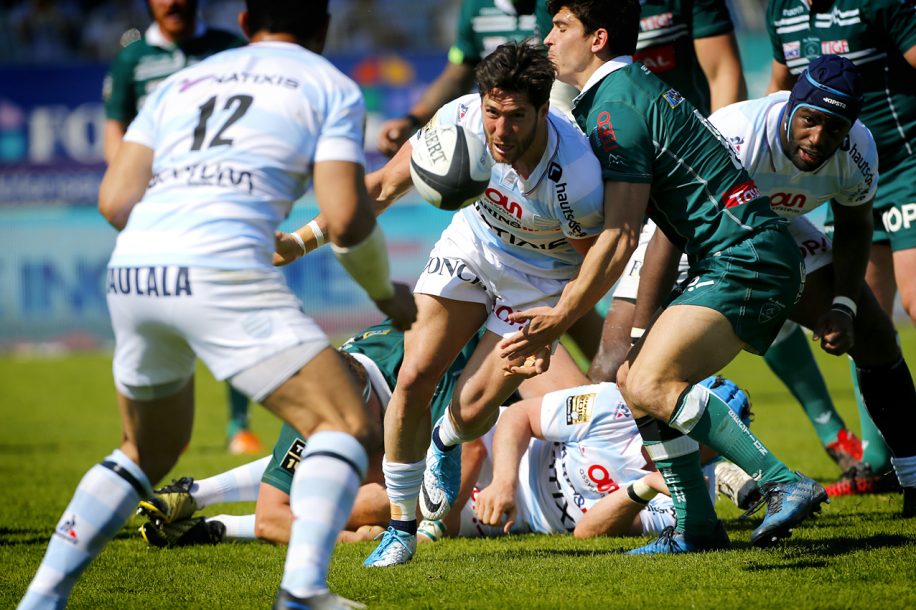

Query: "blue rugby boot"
left=747, top=473, right=828, bottom=547
left=419, top=419, right=462, bottom=520
left=627, top=520, right=731, bottom=555
left=273, top=589, right=366, bottom=610
left=363, top=526, right=416, bottom=568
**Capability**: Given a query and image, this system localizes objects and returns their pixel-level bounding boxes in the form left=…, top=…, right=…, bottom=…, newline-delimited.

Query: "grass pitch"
left=2, top=328, right=916, bottom=609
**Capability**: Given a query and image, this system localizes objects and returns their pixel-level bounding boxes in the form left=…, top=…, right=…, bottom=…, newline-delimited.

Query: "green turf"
left=2, top=329, right=916, bottom=609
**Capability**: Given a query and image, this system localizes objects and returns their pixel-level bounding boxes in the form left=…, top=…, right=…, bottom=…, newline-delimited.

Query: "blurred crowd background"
left=0, top=0, right=768, bottom=64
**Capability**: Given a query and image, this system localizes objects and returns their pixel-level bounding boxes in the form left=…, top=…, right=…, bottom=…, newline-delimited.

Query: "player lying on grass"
left=138, top=372, right=752, bottom=547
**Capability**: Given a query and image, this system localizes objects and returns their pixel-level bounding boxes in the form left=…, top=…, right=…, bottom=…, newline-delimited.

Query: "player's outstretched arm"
left=474, top=400, right=542, bottom=533
left=812, top=200, right=874, bottom=355
left=98, top=141, right=153, bottom=230
left=574, top=471, right=666, bottom=538
left=313, top=159, right=417, bottom=330
left=499, top=181, right=649, bottom=360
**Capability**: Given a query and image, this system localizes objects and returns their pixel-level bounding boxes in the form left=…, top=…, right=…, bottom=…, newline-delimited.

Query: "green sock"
left=654, top=451, right=719, bottom=534
left=227, top=383, right=250, bottom=437
left=849, top=359, right=892, bottom=472
left=765, top=324, right=844, bottom=446
left=670, top=384, right=797, bottom=485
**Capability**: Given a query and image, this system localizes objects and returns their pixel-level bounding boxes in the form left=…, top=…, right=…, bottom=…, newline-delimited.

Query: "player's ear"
left=590, top=27, right=610, bottom=56
left=238, top=10, right=250, bottom=40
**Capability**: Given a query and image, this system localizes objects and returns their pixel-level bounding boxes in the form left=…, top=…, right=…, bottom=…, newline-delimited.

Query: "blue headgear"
left=699, top=376, right=751, bottom=426
left=786, top=55, right=863, bottom=131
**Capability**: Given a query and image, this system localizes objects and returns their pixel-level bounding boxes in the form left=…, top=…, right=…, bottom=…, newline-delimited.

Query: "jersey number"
left=190, top=94, right=253, bottom=151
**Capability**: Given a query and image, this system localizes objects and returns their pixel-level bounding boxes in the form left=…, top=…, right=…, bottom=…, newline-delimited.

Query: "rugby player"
left=19, top=2, right=416, bottom=609
left=502, top=0, right=829, bottom=554
left=765, top=0, right=916, bottom=508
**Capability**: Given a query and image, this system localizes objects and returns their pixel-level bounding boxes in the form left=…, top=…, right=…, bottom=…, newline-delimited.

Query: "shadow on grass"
left=722, top=506, right=903, bottom=532
left=0, top=526, right=135, bottom=547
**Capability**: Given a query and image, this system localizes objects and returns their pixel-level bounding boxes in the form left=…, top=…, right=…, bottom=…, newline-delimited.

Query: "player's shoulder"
left=200, top=27, right=246, bottom=47
left=111, top=32, right=157, bottom=66
left=549, top=112, right=601, bottom=174
left=837, top=120, right=878, bottom=182
left=437, top=94, right=483, bottom=127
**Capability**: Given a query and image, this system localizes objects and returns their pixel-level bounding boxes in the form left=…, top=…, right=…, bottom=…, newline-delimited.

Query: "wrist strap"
left=307, top=220, right=326, bottom=248
left=832, top=296, right=857, bottom=318
left=404, top=113, right=423, bottom=128
left=289, top=231, right=307, bottom=255
left=626, top=478, right=658, bottom=505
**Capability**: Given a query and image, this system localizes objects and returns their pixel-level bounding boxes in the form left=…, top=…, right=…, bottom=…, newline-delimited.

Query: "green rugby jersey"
left=766, top=0, right=916, bottom=168
left=573, top=61, right=782, bottom=262
left=535, top=0, right=734, bottom=114
left=103, top=24, right=243, bottom=125
left=449, top=0, right=540, bottom=66
left=261, top=320, right=481, bottom=494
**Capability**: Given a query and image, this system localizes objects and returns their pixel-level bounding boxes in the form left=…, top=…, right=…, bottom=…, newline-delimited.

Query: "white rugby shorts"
left=787, top=214, right=833, bottom=274
left=612, top=221, right=689, bottom=301
left=415, top=213, right=568, bottom=337
left=107, top=266, right=328, bottom=401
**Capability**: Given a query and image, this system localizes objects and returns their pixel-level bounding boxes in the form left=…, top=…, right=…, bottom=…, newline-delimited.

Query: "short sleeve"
left=690, top=0, right=735, bottom=39
left=313, top=76, right=367, bottom=166
left=122, top=76, right=171, bottom=149
left=104, top=50, right=138, bottom=124
left=585, top=102, right=654, bottom=183
left=539, top=385, right=604, bottom=443
left=835, top=124, right=880, bottom=206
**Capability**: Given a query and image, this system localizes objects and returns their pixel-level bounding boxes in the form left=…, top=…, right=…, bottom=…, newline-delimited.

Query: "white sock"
left=383, top=457, right=425, bottom=522
left=892, top=455, right=916, bottom=488
left=436, top=410, right=464, bottom=447
left=19, top=450, right=151, bottom=610
left=208, top=514, right=257, bottom=540
left=280, top=431, right=366, bottom=599
left=190, top=456, right=270, bottom=508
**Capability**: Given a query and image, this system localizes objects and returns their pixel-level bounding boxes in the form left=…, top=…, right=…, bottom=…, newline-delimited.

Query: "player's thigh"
left=398, top=293, right=489, bottom=388
left=623, top=304, right=744, bottom=418
left=262, top=347, right=372, bottom=443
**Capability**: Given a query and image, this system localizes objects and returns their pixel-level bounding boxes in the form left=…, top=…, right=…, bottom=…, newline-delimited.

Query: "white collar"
left=573, top=56, right=634, bottom=106
left=144, top=20, right=208, bottom=50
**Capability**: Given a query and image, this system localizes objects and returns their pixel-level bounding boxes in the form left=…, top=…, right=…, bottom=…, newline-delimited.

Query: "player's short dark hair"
left=546, top=0, right=641, bottom=56
left=474, top=40, right=555, bottom=109
left=245, top=0, right=329, bottom=41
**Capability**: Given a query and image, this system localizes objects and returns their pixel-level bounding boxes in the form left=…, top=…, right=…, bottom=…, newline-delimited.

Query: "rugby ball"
left=409, top=123, right=493, bottom=211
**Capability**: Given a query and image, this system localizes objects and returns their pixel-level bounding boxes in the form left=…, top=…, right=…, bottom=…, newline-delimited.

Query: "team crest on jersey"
left=457, top=102, right=469, bottom=121
left=663, top=89, right=684, bottom=108
left=281, top=438, right=306, bottom=475
left=614, top=401, right=632, bottom=419
left=566, top=393, right=595, bottom=425
left=783, top=41, right=801, bottom=60
left=802, top=37, right=821, bottom=58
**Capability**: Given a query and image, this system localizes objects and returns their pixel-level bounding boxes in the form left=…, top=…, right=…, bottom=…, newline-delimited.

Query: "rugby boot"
left=363, top=526, right=416, bottom=567
left=139, top=517, right=225, bottom=548
left=746, top=473, right=828, bottom=547
left=274, top=589, right=366, bottom=610
left=419, top=419, right=462, bottom=520
left=137, top=476, right=197, bottom=524
left=627, top=520, right=731, bottom=555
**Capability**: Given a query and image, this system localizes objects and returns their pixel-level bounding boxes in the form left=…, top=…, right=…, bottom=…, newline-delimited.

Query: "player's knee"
left=254, top=513, right=285, bottom=545
left=395, top=361, right=444, bottom=401
left=620, top=374, right=669, bottom=420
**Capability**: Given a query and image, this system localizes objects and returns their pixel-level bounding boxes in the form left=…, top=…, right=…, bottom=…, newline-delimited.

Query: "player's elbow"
left=98, top=194, right=129, bottom=231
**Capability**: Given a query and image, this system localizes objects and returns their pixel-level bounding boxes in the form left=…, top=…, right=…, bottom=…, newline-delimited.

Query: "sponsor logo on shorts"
left=565, top=392, right=595, bottom=425
left=663, top=88, right=684, bottom=108
left=341, top=328, right=393, bottom=348
left=798, top=233, right=830, bottom=258
left=722, top=180, right=762, bottom=209
left=783, top=41, right=801, bottom=60
left=494, top=305, right=525, bottom=331
left=106, top=266, right=192, bottom=297
left=821, top=39, right=849, bottom=54
left=758, top=298, right=786, bottom=323
left=423, top=257, right=483, bottom=286
left=635, top=45, right=676, bottom=73
left=684, top=276, right=715, bottom=292
left=54, top=514, right=79, bottom=545
left=281, top=438, right=306, bottom=475
left=881, top=203, right=916, bottom=233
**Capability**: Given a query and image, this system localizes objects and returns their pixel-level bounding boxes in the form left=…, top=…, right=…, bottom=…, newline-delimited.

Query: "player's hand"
left=474, top=481, right=518, bottom=534
left=373, top=282, right=417, bottom=331
left=498, top=306, right=568, bottom=360
left=273, top=231, right=305, bottom=266
left=377, top=117, right=416, bottom=157
left=502, top=345, right=552, bottom=377
left=812, top=309, right=855, bottom=355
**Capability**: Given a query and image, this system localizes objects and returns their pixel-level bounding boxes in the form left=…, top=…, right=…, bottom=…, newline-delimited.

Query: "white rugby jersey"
left=110, top=41, right=366, bottom=269
left=709, top=91, right=878, bottom=219
left=518, top=383, right=651, bottom=534
left=416, top=94, right=604, bottom=280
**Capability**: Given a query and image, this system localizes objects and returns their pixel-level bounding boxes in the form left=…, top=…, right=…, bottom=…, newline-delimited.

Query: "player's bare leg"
left=588, top=298, right=636, bottom=383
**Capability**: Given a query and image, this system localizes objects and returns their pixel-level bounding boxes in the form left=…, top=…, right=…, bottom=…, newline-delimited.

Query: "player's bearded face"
left=786, top=107, right=850, bottom=172
left=149, top=0, right=197, bottom=39
left=481, top=89, right=541, bottom=165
